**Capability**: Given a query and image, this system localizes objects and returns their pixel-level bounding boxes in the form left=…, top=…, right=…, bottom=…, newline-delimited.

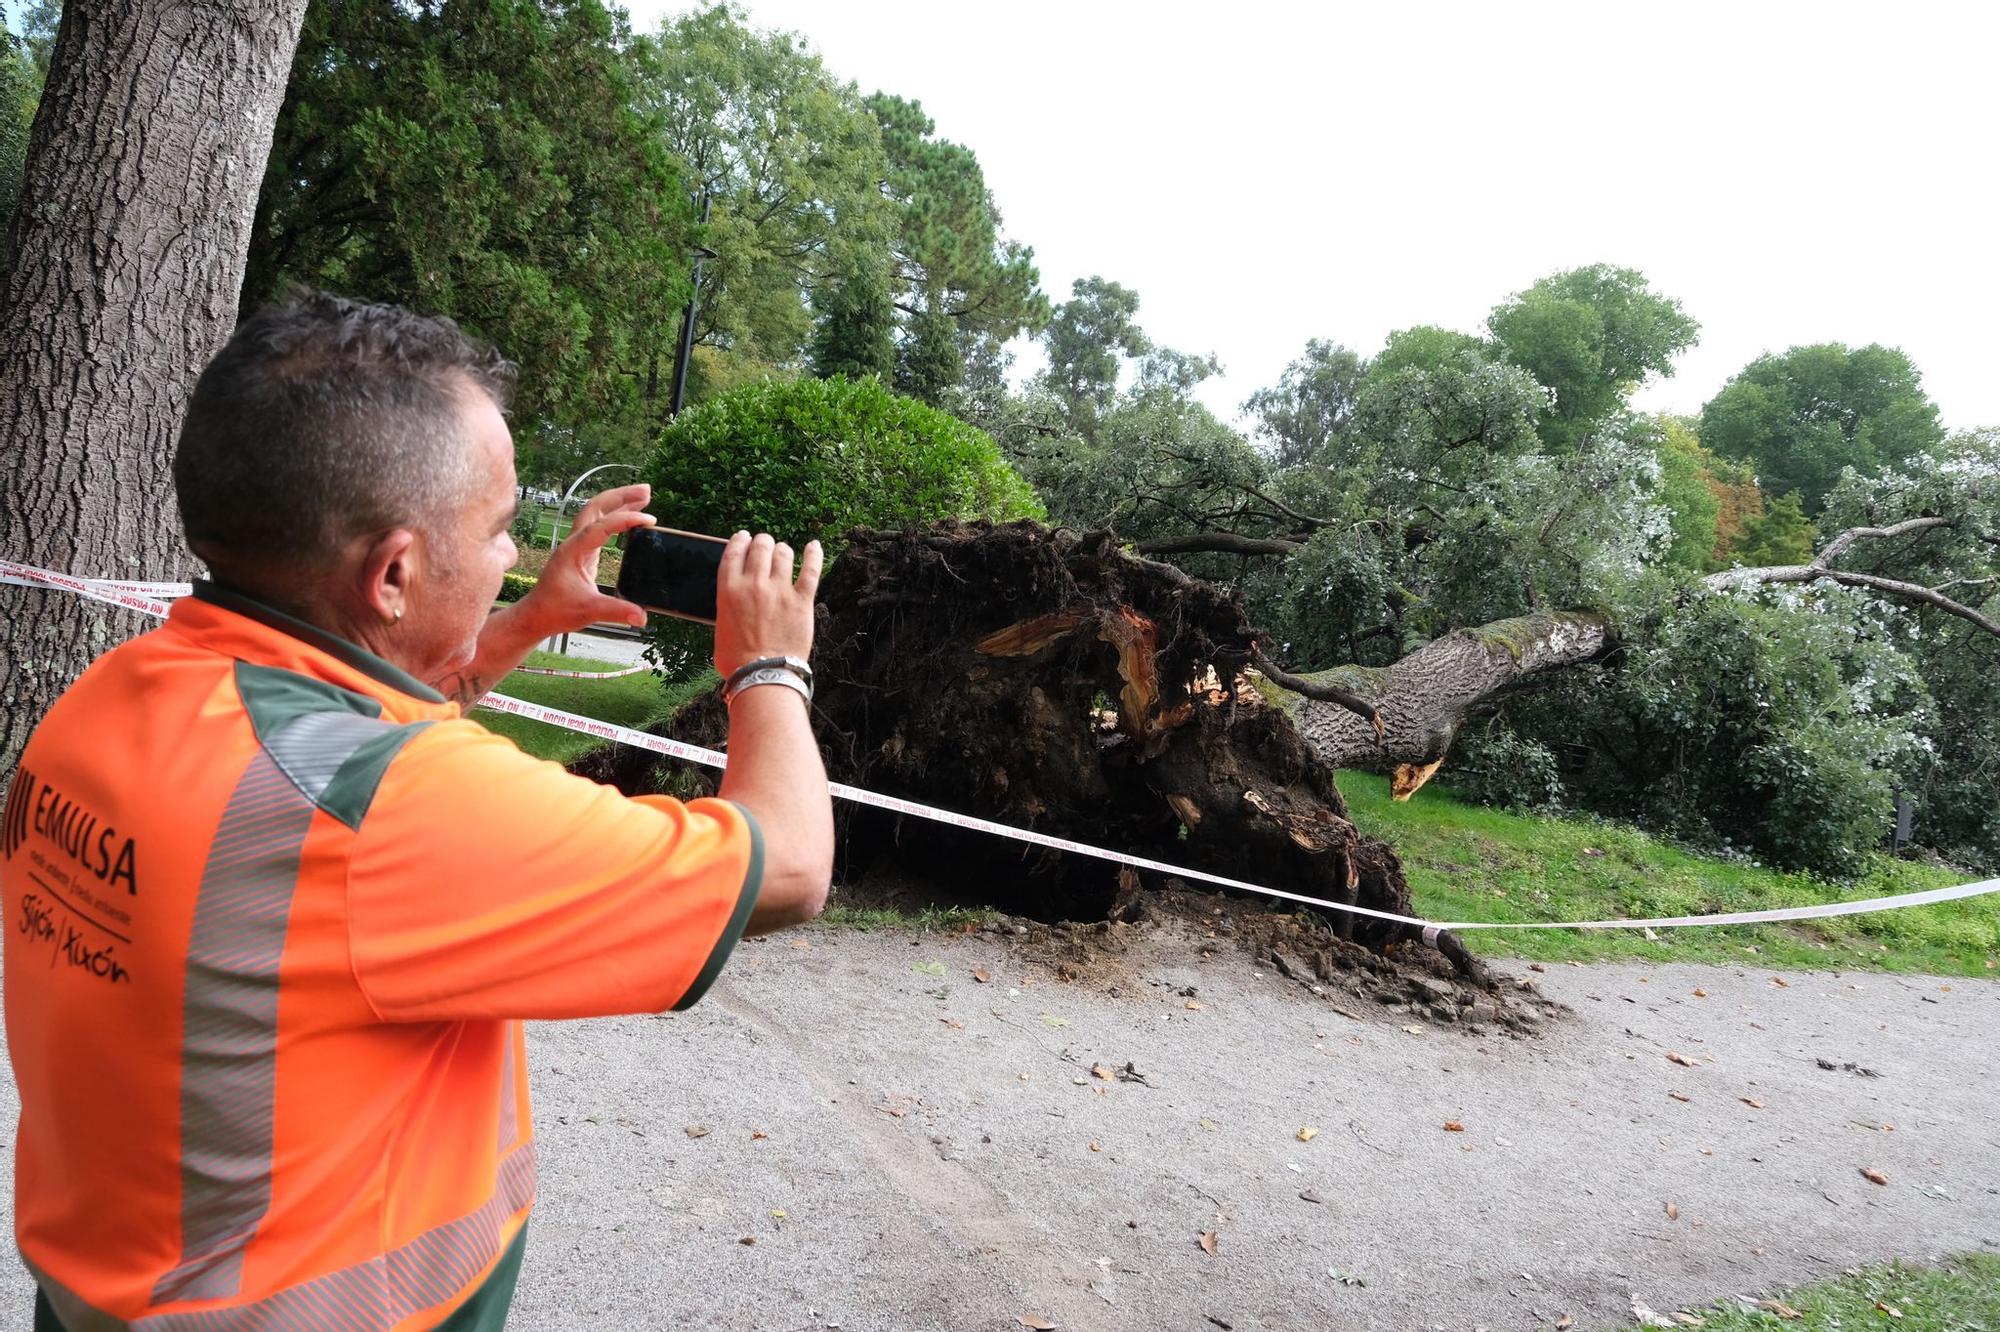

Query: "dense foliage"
left=648, top=374, right=1041, bottom=546
left=1700, top=343, right=1945, bottom=515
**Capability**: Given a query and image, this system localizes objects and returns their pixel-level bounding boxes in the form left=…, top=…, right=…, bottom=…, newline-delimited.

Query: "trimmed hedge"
left=647, top=374, right=1043, bottom=551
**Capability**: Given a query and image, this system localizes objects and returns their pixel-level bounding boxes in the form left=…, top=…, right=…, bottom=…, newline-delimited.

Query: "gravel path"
left=2, top=927, right=1994, bottom=1330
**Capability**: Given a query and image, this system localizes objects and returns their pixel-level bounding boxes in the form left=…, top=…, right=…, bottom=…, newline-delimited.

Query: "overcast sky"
left=636, top=1, right=1998, bottom=431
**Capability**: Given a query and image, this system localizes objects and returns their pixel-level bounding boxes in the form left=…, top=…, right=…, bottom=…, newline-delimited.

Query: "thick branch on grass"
left=1281, top=611, right=1615, bottom=787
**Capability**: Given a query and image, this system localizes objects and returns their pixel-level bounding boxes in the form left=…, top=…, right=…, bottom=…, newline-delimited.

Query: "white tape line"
left=509, top=663, right=652, bottom=680
left=13, top=556, right=1999, bottom=938
left=477, top=691, right=2000, bottom=937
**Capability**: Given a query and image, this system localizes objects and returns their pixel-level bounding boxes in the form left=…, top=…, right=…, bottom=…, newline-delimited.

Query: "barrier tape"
left=508, top=662, right=652, bottom=680
left=472, top=692, right=2000, bottom=936
left=11, top=558, right=2000, bottom=935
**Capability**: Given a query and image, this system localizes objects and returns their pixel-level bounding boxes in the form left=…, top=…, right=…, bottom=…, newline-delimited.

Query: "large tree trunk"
left=1284, top=611, right=1613, bottom=790
left=0, top=0, right=309, bottom=777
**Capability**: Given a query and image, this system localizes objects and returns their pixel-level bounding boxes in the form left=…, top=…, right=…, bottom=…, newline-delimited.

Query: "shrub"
left=642, top=375, right=1043, bottom=680
left=498, top=571, right=538, bottom=604
left=1495, top=575, right=1928, bottom=876
left=648, top=374, right=1043, bottom=552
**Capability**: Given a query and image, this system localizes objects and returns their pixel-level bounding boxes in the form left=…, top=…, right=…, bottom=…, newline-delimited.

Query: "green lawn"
left=473, top=650, right=665, bottom=767
left=1605, top=1252, right=2000, bottom=1331
left=1345, top=772, right=1999, bottom=976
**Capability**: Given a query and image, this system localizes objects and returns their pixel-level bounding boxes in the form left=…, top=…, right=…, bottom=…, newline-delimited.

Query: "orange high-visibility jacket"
left=1, top=583, right=762, bottom=1329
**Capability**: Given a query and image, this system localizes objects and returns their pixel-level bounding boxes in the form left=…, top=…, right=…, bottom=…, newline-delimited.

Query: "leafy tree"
left=1699, top=342, right=1944, bottom=514
left=1243, top=338, right=1364, bottom=469
left=1729, top=492, right=1818, bottom=568
left=808, top=265, right=896, bottom=381
left=894, top=302, right=962, bottom=406
left=869, top=91, right=1049, bottom=389
left=0, top=5, right=33, bottom=258
left=14, top=0, right=54, bottom=73
left=640, top=4, right=892, bottom=383
left=1650, top=417, right=1721, bottom=571
left=245, top=0, right=696, bottom=441
left=1040, top=275, right=1147, bottom=423
left=1488, top=264, right=1699, bottom=449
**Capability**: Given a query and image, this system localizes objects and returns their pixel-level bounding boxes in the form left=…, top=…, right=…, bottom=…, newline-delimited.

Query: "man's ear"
left=356, top=528, right=419, bottom=625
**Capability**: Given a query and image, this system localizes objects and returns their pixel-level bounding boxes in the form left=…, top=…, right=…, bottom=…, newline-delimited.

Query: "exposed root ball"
left=574, top=521, right=1491, bottom=986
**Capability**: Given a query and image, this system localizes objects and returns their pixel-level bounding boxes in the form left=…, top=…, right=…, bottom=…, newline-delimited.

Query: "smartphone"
left=616, top=526, right=728, bottom=624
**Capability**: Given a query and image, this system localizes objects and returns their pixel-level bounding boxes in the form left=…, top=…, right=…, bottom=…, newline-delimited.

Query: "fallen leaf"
left=1090, top=1063, right=1115, bottom=1081
left=1667, top=1051, right=1699, bottom=1068
left=1665, top=1201, right=1680, bottom=1220
left=1741, top=1097, right=1766, bottom=1110
left=1443, top=1120, right=1466, bottom=1133
left=1669, top=1092, right=1692, bottom=1103
left=1673, top=1315, right=1706, bottom=1327
left=1328, top=1267, right=1366, bottom=1286
left=1755, top=1299, right=1804, bottom=1319
left=912, top=960, right=945, bottom=978
left=1016, top=1316, right=1056, bottom=1330
left=1752, top=1247, right=1766, bottom=1256
left=972, top=968, right=991, bottom=984
left=1529, top=963, right=1547, bottom=973
left=1691, top=988, right=1707, bottom=998
left=1185, top=1000, right=1204, bottom=1011
left=1770, top=976, right=1790, bottom=988
left=1861, top=1167, right=1889, bottom=1185
left=1199, top=1117, right=1218, bottom=1131
left=737, top=1235, right=755, bottom=1246
left=1401, top=1024, right=1426, bottom=1035
left=1198, top=1231, right=1218, bottom=1256
left=771, top=1209, right=787, bottom=1220
left=1556, top=1317, right=1575, bottom=1330
left=1089, top=1141, right=1101, bottom=1152
left=1017, top=1071, right=1031, bottom=1082
left=684, top=1124, right=710, bottom=1139
left=1297, top=1126, right=1320, bottom=1142
left=1038, top=1013, right=1069, bottom=1029
left=750, top=1130, right=768, bottom=1140
left=1876, top=1302, right=1903, bottom=1319
left=941, top=1018, right=965, bottom=1030
left=1298, top=1189, right=1324, bottom=1204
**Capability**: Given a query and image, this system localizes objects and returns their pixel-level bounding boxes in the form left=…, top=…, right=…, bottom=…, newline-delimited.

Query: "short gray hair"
left=174, top=292, right=517, bottom=571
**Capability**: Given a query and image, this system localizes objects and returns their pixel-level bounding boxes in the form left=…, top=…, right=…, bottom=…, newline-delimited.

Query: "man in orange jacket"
left=1, top=293, right=833, bottom=1330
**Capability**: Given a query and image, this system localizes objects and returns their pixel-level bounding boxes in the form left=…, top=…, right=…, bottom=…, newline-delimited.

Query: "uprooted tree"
left=577, top=521, right=1494, bottom=987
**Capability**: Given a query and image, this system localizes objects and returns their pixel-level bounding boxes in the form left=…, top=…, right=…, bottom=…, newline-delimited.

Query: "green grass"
left=816, top=903, right=1001, bottom=933
left=472, top=650, right=665, bottom=766
left=1606, top=1252, right=2000, bottom=1330
left=1343, top=772, right=1999, bottom=976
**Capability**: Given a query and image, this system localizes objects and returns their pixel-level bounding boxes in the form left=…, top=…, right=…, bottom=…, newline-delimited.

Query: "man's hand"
left=518, top=483, right=656, bottom=638
left=714, top=532, right=823, bottom=678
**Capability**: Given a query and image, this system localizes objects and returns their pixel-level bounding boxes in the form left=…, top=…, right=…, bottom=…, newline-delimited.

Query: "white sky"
left=628, top=1, right=2000, bottom=430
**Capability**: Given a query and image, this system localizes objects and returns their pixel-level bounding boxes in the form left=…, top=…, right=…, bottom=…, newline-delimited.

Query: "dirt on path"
left=504, top=925, right=1996, bottom=1332
left=0, top=924, right=1992, bottom=1331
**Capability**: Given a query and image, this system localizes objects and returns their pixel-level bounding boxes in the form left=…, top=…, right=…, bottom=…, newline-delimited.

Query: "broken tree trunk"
left=576, top=520, right=1489, bottom=984
left=1281, top=611, right=1614, bottom=797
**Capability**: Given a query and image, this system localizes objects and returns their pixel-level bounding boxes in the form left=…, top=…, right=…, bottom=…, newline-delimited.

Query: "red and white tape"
left=11, top=557, right=2000, bottom=935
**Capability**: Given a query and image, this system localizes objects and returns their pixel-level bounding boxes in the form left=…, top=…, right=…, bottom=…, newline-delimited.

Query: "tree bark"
left=0, top=0, right=309, bottom=777
left=1283, top=610, right=1614, bottom=784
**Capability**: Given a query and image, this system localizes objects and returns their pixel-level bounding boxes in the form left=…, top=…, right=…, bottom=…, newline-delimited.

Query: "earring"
left=390, top=607, right=402, bottom=624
